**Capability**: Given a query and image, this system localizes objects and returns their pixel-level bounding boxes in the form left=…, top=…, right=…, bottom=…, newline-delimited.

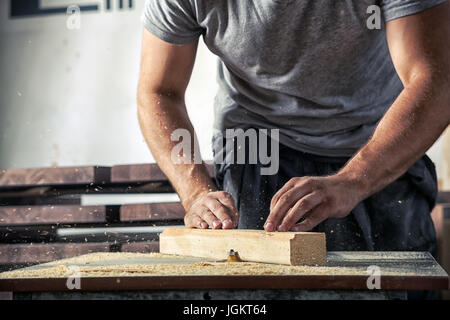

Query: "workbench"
left=0, top=251, right=448, bottom=300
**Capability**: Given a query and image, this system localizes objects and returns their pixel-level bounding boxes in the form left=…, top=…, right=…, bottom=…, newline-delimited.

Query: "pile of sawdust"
left=0, top=252, right=423, bottom=279
left=0, top=262, right=361, bottom=278
left=36, top=252, right=181, bottom=265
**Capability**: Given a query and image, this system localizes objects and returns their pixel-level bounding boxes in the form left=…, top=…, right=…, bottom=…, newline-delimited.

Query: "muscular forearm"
left=338, top=74, right=450, bottom=199
left=265, top=3, right=450, bottom=233
left=265, top=74, right=449, bottom=233
left=137, top=91, right=217, bottom=211
left=137, top=32, right=238, bottom=230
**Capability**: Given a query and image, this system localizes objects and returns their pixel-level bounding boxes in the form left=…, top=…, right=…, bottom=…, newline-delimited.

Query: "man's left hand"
left=264, top=174, right=366, bottom=232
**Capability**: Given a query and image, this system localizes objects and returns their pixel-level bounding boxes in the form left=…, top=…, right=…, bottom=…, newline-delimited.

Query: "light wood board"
left=160, top=228, right=326, bottom=266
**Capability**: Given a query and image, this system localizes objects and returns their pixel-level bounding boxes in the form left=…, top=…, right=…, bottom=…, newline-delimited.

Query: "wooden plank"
left=438, top=191, right=450, bottom=204
left=160, top=228, right=327, bottom=266
left=0, top=252, right=447, bottom=292
left=120, top=241, right=159, bottom=253
left=111, top=163, right=167, bottom=183
left=0, top=243, right=111, bottom=265
left=111, top=161, right=214, bottom=184
left=0, top=166, right=110, bottom=188
left=120, top=203, right=184, bottom=222
left=0, top=205, right=120, bottom=226
left=443, top=127, right=450, bottom=190
left=0, top=184, right=174, bottom=204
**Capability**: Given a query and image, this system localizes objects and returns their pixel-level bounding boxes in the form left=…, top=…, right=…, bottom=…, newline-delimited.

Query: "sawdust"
left=33, top=252, right=182, bottom=266
left=0, top=252, right=426, bottom=279
left=0, top=262, right=362, bottom=278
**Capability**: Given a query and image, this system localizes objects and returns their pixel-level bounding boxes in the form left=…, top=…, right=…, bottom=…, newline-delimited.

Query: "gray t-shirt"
left=142, top=0, right=446, bottom=157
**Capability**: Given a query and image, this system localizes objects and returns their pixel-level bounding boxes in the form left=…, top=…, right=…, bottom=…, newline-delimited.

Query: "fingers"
left=185, top=214, right=208, bottom=229
left=265, top=178, right=315, bottom=232
left=271, top=177, right=317, bottom=211
left=278, top=191, right=324, bottom=231
left=185, top=191, right=238, bottom=229
left=290, top=204, right=328, bottom=232
left=270, top=178, right=297, bottom=210
left=267, top=175, right=357, bottom=233
left=216, top=191, right=239, bottom=228
left=199, top=206, right=224, bottom=229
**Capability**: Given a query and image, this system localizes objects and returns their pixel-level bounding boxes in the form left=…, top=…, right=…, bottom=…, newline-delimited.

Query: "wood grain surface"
left=120, top=241, right=159, bottom=253
left=111, top=161, right=214, bottom=183
left=0, top=202, right=184, bottom=226
left=160, top=228, right=327, bottom=266
left=120, top=203, right=184, bottom=222
left=0, top=205, right=119, bottom=225
left=0, top=243, right=111, bottom=265
left=0, top=166, right=110, bottom=188
left=438, top=191, right=450, bottom=204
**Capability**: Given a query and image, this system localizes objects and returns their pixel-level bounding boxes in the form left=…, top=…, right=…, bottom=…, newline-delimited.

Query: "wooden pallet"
left=0, top=163, right=204, bottom=270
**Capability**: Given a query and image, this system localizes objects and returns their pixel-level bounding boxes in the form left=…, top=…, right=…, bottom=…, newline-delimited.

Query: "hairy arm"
left=137, top=30, right=238, bottom=229
left=266, top=2, right=450, bottom=232
left=339, top=1, right=450, bottom=195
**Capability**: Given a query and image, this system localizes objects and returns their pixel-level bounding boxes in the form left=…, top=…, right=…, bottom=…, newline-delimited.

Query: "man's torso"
left=195, top=0, right=402, bottom=156
left=143, top=0, right=445, bottom=156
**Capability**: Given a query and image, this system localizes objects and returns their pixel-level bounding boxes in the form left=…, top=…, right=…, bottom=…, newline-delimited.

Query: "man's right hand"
left=138, top=30, right=238, bottom=230
left=184, top=191, right=239, bottom=229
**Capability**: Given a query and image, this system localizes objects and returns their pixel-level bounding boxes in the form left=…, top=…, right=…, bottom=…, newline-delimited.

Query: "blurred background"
left=0, top=0, right=447, bottom=177
left=0, top=0, right=217, bottom=170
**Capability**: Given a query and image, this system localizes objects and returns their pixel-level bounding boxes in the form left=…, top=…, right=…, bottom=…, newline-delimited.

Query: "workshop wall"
left=0, top=0, right=445, bottom=178
left=0, top=0, right=217, bottom=169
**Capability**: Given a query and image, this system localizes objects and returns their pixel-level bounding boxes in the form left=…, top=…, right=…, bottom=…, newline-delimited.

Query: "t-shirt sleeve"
left=141, top=0, right=203, bottom=45
left=381, top=0, right=448, bottom=22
